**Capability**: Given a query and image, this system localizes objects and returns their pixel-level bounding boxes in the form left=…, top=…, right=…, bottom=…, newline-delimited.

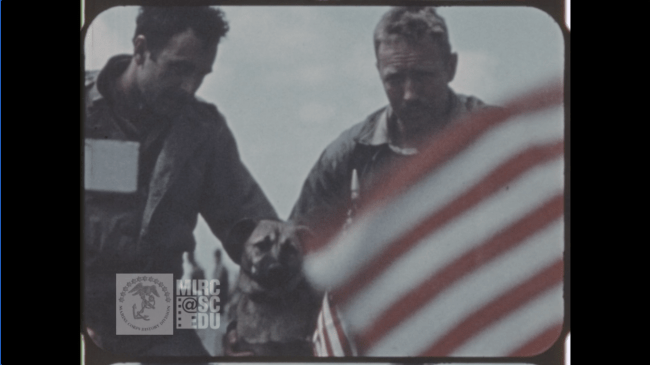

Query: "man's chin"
left=398, top=112, right=431, bottom=129
left=399, top=109, right=448, bottom=129
left=150, top=101, right=187, bottom=117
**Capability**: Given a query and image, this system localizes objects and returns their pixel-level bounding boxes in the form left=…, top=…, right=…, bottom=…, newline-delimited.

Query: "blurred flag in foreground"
left=305, top=81, right=566, bottom=357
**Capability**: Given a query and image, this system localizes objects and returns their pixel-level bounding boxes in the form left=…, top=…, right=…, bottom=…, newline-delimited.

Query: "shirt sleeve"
left=289, top=133, right=356, bottom=234
left=199, top=112, right=279, bottom=243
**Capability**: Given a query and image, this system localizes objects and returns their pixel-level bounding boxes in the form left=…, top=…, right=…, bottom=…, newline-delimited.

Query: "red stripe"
left=356, top=194, right=564, bottom=352
left=505, top=80, right=564, bottom=119
left=333, top=140, right=564, bottom=305
left=508, top=322, right=563, bottom=356
left=306, top=107, right=508, bottom=254
left=305, top=81, right=564, bottom=254
left=351, top=81, right=564, bottom=238
left=418, top=259, right=564, bottom=356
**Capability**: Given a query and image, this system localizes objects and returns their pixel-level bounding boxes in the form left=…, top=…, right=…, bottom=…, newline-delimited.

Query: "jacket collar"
left=355, top=89, right=469, bottom=156
left=355, top=106, right=418, bottom=155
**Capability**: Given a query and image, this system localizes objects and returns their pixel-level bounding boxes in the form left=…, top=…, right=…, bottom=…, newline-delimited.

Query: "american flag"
left=305, top=81, right=566, bottom=357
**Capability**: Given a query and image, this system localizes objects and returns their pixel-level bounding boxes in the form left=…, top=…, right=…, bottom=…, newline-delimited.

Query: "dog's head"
left=225, top=219, right=313, bottom=293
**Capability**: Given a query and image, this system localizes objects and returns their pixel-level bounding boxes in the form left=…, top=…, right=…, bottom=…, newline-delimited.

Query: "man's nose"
left=403, top=77, right=420, bottom=101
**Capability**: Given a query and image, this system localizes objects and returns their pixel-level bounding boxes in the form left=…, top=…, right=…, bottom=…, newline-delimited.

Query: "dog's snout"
left=279, top=239, right=298, bottom=258
left=267, top=262, right=283, bottom=276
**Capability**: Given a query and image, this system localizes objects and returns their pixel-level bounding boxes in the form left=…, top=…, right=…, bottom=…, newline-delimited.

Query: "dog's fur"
left=223, top=219, right=321, bottom=356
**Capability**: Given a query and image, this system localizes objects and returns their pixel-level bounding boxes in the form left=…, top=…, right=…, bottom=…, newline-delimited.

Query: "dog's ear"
left=225, top=218, right=259, bottom=265
left=294, top=226, right=316, bottom=252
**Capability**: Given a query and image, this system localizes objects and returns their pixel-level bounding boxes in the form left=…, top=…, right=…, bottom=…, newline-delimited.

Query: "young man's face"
left=136, top=28, right=217, bottom=116
left=377, top=37, right=457, bottom=134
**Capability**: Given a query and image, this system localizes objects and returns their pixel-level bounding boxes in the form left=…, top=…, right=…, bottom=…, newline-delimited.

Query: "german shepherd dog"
left=222, top=219, right=321, bottom=356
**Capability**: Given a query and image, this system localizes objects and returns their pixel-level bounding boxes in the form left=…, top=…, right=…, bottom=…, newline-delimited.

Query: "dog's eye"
left=255, top=237, right=273, bottom=251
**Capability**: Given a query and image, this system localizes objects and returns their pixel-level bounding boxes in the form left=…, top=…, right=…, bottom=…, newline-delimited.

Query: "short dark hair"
left=134, top=6, right=229, bottom=58
left=374, top=7, right=452, bottom=60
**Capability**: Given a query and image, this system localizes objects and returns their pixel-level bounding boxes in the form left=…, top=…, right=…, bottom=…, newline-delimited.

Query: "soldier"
left=291, top=6, right=494, bottom=234
left=289, top=7, right=498, bottom=356
left=83, top=6, right=291, bottom=358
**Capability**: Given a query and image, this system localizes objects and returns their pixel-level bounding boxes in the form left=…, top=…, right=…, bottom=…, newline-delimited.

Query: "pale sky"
left=83, top=5, right=565, bottom=285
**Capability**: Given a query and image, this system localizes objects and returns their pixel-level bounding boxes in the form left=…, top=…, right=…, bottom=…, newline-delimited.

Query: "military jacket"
left=84, top=55, right=278, bottom=284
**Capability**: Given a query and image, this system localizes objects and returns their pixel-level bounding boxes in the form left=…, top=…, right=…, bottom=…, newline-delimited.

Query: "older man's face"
left=136, top=28, right=217, bottom=116
left=377, top=38, right=456, bottom=133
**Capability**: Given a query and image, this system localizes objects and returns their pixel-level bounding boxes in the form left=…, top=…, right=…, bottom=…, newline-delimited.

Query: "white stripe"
left=312, top=335, right=320, bottom=356
left=565, top=332, right=571, bottom=365
left=312, top=318, right=320, bottom=355
left=322, top=295, right=345, bottom=356
left=312, top=319, right=324, bottom=356
left=367, top=219, right=563, bottom=356
left=450, top=283, right=563, bottom=356
left=304, top=105, right=564, bottom=290
left=316, top=308, right=328, bottom=356
left=344, top=157, right=564, bottom=332
left=311, top=326, right=320, bottom=355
